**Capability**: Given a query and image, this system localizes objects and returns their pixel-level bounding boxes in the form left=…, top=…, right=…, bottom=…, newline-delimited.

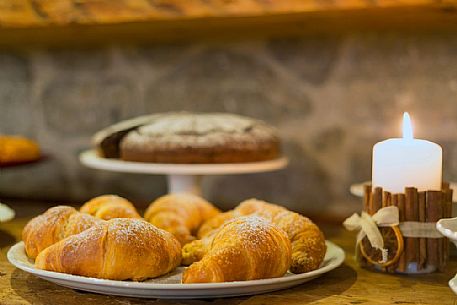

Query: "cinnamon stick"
left=440, top=188, right=453, bottom=272
left=405, top=187, right=419, bottom=265
left=445, top=188, right=453, bottom=217
left=418, top=191, right=427, bottom=270
left=397, top=193, right=406, bottom=272
left=385, top=192, right=396, bottom=273
left=372, top=187, right=383, bottom=215
left=382, top=191, right=392, bottom=208
left=426, top=191, right=443, bottom=269
left=359, top=184, right=372, bottom=268
left=363, top=184, right=372, bottom=213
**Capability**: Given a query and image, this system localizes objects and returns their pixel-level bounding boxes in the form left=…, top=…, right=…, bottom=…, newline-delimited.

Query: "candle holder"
left=353, top=183, right=453, bottom=274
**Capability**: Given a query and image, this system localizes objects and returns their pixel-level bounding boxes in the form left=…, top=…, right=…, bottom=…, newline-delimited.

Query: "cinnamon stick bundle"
left=359, top=184, right=452, bottom=273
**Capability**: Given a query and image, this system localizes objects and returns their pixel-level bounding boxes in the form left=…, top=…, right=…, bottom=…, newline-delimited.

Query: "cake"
left=93, top=113, right=281, bottom=164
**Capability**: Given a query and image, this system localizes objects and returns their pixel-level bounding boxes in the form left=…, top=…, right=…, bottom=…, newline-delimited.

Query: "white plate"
left=79, top=150, right=288, bottom=175
left=449, top=274, right=457, bottom=295
left=350, top=181, right=457, bottom=202
left=436, top=217, right=457, bottom=249
left=7, top=241, right=344, bottom=299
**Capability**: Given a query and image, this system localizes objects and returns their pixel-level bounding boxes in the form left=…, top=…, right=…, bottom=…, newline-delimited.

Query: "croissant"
left=182, top=216, right=291, bottom=283
left=187, top=199, right=326, bottom=273
left=80, top=195, right=141, bottom=220
left=183, top=200, right=285, bottom=265
left=144, top=193, right=220, bottom=245
left=35, top=218, right=181, bottom=281
left=22, top=206, right=102, bottom=259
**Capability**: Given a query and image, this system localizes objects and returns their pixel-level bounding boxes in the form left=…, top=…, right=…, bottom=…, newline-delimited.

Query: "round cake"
left=93, top=113, right=281, bottom=164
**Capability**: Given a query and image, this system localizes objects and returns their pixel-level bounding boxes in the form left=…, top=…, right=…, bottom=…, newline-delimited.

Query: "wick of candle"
left=402, top=112, right=414, bottom=140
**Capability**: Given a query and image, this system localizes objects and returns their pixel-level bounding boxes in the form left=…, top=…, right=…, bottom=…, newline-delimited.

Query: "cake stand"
left=80, top=150, right=288, bottom=195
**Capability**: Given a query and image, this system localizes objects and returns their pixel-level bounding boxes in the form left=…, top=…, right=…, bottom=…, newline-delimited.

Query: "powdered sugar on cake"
left=121, top=113, right=278, bottom=149
left=94, top=112, right=281, bottom=163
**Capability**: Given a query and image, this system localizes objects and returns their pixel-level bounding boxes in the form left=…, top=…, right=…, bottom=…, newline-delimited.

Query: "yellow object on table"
left=0, top=135, right=41, bottom=165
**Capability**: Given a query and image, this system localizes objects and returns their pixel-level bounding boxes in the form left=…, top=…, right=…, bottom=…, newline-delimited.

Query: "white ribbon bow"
left=343, top=206, right=399, bottom=263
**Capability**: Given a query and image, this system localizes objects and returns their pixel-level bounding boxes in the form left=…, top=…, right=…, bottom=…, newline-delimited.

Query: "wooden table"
left=1, top=203, right=456, bottom=305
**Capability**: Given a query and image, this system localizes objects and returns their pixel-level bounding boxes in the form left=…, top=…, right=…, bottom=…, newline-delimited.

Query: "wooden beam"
left=0, top=0, right=455, bottom=28
left=0, top=1, right=456, bottom=48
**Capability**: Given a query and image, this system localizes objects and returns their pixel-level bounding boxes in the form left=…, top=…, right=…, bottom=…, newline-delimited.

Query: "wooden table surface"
left=1, top=203, right=456, bottom=305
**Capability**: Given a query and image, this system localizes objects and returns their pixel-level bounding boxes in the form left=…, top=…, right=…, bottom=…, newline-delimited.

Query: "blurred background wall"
left=1, top=30, right=457, bottom=219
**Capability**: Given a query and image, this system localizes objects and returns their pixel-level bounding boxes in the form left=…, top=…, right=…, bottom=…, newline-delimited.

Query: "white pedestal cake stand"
left=80, top=150, right=288, bottom=195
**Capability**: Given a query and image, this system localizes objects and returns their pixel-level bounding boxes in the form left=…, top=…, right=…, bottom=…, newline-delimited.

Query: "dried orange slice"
left=359, top=225, right=404, bottom=267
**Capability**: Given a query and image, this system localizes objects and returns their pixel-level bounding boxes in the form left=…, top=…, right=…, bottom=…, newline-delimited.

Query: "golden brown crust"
left=144, top=193, right=220, bottom=245
left=188, top=198, right=326, bottom=273
left=35, top=218, right=182, bottom=281
left=196, top=211, right=234, bottom=239
left=22, top=206, right=102, bottom=259
left=272, top=210, right=326, bottom=273
left=80, top=195, right=141, bottom=220
left=235, top=199, right=326, bottom=273
left=182, top=216, right=291, bottom=283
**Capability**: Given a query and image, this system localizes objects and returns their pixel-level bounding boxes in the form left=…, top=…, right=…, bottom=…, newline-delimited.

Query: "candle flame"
left=402, top=112, right=414, bottom=140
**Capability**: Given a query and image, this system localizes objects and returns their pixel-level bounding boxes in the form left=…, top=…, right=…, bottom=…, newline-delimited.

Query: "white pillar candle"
left=372, top=113, right=442, bottom=194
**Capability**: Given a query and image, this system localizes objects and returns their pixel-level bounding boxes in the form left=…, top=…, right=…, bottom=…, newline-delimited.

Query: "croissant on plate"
left=35, top=218, right=181, bottom=281
left=80, top=195, right=141, bottom=220
left=182, top=216, right=291, bottom=283
left=185, top=199, right=326, bottom=273
left=235, top=199, right=326, bottom=273
left=144, top=193, right=220, bottom=245
left=22, top=206, right=102, bottom=259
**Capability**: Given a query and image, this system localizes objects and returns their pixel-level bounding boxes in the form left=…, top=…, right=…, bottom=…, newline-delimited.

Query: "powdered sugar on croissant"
left=182, top=216, right=291, bottom=283
left=35, top=218, right=181, bottom=281
left=187, top=199, right=326, bottom=273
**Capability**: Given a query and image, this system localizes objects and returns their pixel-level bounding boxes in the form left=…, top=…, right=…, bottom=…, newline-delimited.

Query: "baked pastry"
left=22, top=206, right=102, bottom=259
left=144, top=193, right=220, bottom=245
left=93, top=112, right=281, bottom=164
left=80, top=195, right=141, bottom=220
left=0, top=135, right=41, bottom=165
left=196, top=211, right=234, bottom=239
left=184, top=199, right=326, bottom=273
left=255, top=204, right=326, bottom=273
left=182, top=216, right=291, bottom=283
left=35, top=218, right=181, bottom=281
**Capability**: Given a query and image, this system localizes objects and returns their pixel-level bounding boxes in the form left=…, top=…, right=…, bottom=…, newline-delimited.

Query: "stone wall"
left=1, top=30, right=457, bottom=218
